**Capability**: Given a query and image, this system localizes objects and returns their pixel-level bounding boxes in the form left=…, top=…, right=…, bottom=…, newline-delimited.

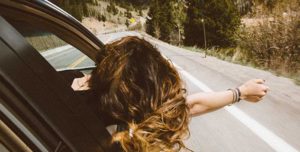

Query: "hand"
left=71, top=74, right=91, bottom=91
left=238, top=79, right=269, bottom=102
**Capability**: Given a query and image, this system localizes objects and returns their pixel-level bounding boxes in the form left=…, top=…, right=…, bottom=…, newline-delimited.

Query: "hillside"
left=52, top=0, right=147, bottom=35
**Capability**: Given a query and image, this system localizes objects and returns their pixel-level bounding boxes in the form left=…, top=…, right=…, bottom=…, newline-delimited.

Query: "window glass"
left=4, top=18, right=95, bottom=72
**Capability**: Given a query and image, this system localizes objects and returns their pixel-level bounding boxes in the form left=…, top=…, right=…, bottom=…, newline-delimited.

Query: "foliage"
left=107, top=2, right=119, bottom=15
left=125, top=9, right=132, bottom=18
left=184, top=0, right=241, bottom=48
left=97, top=14, right=107, bottom=22
left=146, top=0, right=186, bottom=43
left=128, top=22, right=143, bottom=31
left=234, top=0, right=254, bottom=15
left=237, top=15, right=300, bottom=77
left=53, top=0, right=97, bottom=21
left=146, top=0, right=160, bottom=37
left=125, top=19, right=130, bottom=27
left=138, top=9, right=143, bottom=16
left=111, top=0, right=150, bottom=9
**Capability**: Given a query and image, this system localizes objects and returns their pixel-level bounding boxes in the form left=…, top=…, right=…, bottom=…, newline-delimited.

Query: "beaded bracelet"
left=228, top=88, right=241, bottom=105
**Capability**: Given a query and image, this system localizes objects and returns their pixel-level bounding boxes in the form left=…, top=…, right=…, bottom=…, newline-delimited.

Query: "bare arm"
left=187, top=79, right=269, bottom=117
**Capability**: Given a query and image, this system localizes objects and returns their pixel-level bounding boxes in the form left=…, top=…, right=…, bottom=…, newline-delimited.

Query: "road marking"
left=68, top=56, right=87, bottom=68
left=103, top=33, right=298, bottom=151
left=172, top=63, right=298, bottom=152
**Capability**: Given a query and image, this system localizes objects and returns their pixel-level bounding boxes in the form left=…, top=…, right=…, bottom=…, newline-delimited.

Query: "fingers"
left=244, top=96, right=263, bottom=102
left=255, top=85, right=269, bottom=97
left=240, top=79, right=270, bottom=103
left=254, top=79, right=269, bottom=96
left=254, top=79, right=265, bottom=84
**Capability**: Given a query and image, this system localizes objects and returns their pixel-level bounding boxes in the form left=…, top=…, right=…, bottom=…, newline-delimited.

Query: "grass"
left=181, top=45, right=300, bottom=85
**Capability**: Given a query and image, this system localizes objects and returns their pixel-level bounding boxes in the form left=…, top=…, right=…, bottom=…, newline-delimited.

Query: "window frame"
left=0, top=0, right=120, bottom=151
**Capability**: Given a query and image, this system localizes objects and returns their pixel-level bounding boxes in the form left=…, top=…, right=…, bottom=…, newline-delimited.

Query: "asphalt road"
left=43, top=31, right=300, bottom=152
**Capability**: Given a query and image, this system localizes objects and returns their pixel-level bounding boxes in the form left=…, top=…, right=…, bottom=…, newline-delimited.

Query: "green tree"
left=171, top=0, right=186, bottom=44
left=184, top=0, right=241, bottom=47
left=146, top=0, right=176, bottom=42
left=146, top=0, right=160, bottom=37
left=159, top=1, right=175, bottom=42
left=54, top=0, right=99, bottom=21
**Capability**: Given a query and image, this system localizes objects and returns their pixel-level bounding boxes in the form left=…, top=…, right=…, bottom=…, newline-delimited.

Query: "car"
left=0, top=0, right=121, bottom=151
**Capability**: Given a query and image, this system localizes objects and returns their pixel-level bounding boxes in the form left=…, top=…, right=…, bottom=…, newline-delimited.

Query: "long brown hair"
left=89, top=36, right=190, bottom=152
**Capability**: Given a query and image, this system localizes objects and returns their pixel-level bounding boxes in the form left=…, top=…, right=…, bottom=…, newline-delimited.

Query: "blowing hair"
left=89, top=36, right=190, bottom=152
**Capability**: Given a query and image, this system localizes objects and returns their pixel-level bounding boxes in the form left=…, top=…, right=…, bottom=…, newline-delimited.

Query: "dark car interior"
left=0, top=1, right=121, bottom=151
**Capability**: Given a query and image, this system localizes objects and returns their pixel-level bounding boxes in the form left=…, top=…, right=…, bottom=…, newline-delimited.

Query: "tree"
left=146, top=0, right=176, bottom=42
left=184, top=0, right=241, bottom=47
left=54, top=0, right=99, bottom=21
left=146, top=0, right=160, bottom=37
left=170, top=0, right=186, bottom=44
left=159, top=1, right=175, bottom=42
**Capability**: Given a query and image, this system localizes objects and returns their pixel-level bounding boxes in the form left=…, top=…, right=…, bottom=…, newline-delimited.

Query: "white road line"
left=105, top=32, right=298, bottom=151
left=172, top=62, right=298, bottom=152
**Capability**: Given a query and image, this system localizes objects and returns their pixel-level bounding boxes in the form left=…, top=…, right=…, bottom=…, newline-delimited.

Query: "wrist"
left=238, top=86, right=247, bottom=100
left=228, top=88, right=241, bottom=105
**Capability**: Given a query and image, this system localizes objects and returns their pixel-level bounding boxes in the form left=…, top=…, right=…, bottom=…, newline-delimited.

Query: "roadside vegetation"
left=146, top=0, right=299, bottom=84
left=236, top=0, right=300, bottom=84
left=29, top=0, right=147, bottom=51
left=30, top=0, right=299, bottom=84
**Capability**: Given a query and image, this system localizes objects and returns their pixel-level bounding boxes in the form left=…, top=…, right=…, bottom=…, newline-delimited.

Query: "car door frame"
left=0, top=1, right=120, bottom=151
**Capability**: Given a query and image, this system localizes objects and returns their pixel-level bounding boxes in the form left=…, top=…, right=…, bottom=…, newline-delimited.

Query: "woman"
left=67, top=36, right=268, bottom=152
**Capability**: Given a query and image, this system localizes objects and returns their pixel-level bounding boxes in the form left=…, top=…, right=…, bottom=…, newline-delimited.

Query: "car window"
left=4, top=17, right=95, bottom=72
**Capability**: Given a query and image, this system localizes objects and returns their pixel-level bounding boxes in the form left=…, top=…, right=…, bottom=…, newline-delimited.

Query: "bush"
left=237, top=15, right=300, bottom=77
left=107, top=3, right=119, bottom=15
left=128, top=22, right=143, bottom=31
left=125, top=9, right=132, bottom=18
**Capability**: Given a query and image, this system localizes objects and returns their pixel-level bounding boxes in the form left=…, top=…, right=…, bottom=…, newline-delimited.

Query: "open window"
left=3, top=14, right=96, bottom=74
left=0, top=1, right=120, bottom=151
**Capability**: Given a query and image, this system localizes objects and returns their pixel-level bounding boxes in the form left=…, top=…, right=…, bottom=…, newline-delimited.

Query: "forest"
left=52, top=0, right=299, bottom=83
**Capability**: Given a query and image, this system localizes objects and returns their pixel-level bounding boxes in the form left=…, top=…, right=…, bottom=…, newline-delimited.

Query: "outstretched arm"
left=187, top=79, right=269, bottom=117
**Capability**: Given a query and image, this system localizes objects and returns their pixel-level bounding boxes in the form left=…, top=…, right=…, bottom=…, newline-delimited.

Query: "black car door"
left=0, top=1, right=120, bottom=151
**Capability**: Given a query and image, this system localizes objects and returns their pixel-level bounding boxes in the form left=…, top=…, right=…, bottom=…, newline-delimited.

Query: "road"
left=43, top=31, right=300, bottom=152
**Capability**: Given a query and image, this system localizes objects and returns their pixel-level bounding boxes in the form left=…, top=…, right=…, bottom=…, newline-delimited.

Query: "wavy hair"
left=89, top=36, right=190, bottom=152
